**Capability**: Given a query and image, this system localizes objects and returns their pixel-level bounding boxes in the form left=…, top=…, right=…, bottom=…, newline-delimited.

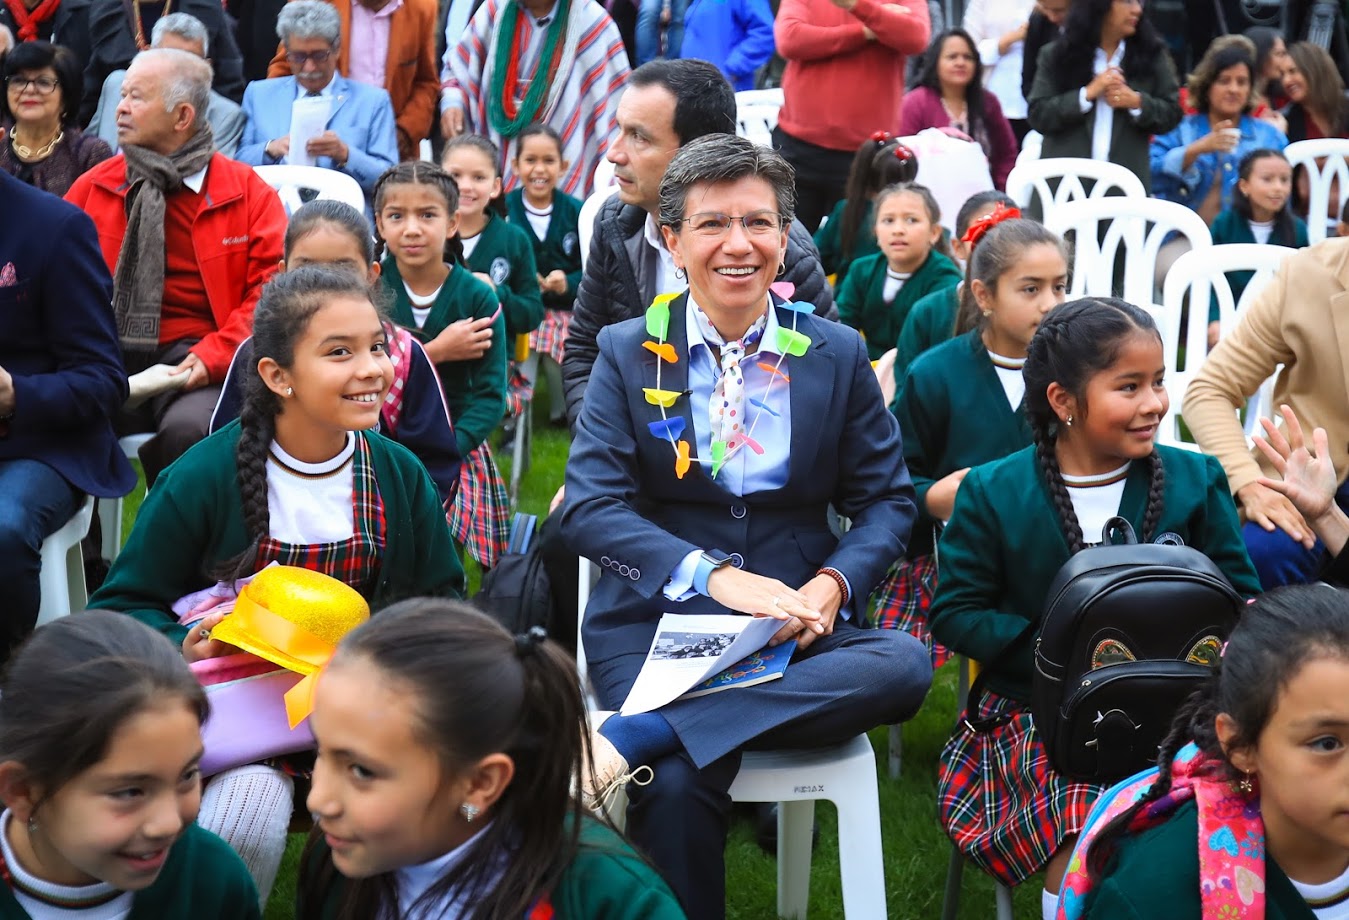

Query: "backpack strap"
left=960, top=618, right=1039, bottom=733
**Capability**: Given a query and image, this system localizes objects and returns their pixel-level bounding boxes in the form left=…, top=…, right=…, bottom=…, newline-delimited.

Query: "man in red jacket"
left=66, top=49, right=287, bottom=485
left=773, top=0, right=931, bottom=232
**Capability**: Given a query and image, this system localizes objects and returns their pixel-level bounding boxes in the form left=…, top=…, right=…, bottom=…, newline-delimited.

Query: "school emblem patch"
left=562, top=231, right=579, bottom=257
left=490, top=256, right=511, bottom=286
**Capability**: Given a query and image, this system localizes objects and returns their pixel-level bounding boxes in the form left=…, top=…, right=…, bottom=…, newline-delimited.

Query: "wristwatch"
left=692, top=551, right=734, bottom=596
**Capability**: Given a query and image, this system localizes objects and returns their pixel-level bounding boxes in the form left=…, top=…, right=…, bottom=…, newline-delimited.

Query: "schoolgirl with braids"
left=871, top=218, right=1068, bottom=661
left=90, top=267, right=465, bottom=902
left=297, top=600, right=685, bottom=920
left=813, top=134, right=920, bottom=287
left=929, top=297, right=1260, bottom=920
left=443, top=134, right=545, bottom=339
left=1056, top=585, right=1349, bottom=919
left=373, top=160, right=512, bottom=568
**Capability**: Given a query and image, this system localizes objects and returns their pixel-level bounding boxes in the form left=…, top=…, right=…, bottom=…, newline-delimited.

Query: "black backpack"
left=473, top=514, right=555, bottom=636
left=1030, top=518, right=1242, bottom=785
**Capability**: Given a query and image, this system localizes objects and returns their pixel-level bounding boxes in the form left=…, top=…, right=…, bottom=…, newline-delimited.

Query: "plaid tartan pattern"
left=449, top=441, right=510, bottom=568
left=937, top=690, right=1103, bottom=887
left=255, top=433, right=387, bottom=595
left=868, top=554, right=951, bottom=667
left=528, top=308, right=572, bottom=364
left=506, top=362, right=533, bottom=419
left=380, top=322, right=415, bottom=434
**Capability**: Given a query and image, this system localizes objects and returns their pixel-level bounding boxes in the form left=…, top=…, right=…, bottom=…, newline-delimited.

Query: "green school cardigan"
left=299, top=819, right=688, bottom=919
left=1207, top=208, right=1310, bottom=322
left=894, top=330, right=1033, bottom=555
left=893, top=283, right=962, bottom=393
left=0, top=825, right=261, bottom=920
left=814, top=198, right=878, bottom=288
left=836, top=249, right=962, bottom=361
left=88, top=423, right=465, bottom=646
left=930, top=444, right=1262, bottom=701
left=1080, top=800, right=1313, bottom=919
left=381, top=258, right=508, bottom=455
left=463, top=211, right=545, bottom=337
left=505, top=188, right=584, bottom=311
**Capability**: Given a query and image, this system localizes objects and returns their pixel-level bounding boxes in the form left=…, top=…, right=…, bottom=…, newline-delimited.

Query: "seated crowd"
left=5, top=0, right=1349, bottom=918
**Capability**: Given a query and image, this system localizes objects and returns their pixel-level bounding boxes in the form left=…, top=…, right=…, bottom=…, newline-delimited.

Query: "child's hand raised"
left=1255, top=405, right=1338, bottom=529
left=427, top=315, right=496, bottom=362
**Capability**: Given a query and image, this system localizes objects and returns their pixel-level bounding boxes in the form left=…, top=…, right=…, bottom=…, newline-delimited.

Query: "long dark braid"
left=371, top=161, right=466, bottom=267
left=215, top=268, right=378, bottom=581
left=1085, top=585, right=1349, bottom=880
left=1023, top=297, right=1164, bottom=554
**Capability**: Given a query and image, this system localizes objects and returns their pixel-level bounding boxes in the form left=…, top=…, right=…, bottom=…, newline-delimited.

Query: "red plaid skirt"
left=448, top=441, right=510, bottom=568
left=868, top=554, right=950, bottom=667
left=937, top=690, right=1104, bottom=887
left=528, top=308, right=571, bottom=364
left=506, top=363, right=533, bottom=419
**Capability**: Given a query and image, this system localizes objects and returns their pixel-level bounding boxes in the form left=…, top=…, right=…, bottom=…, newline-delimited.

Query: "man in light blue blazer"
left=234, top=0, right=397, bottom=203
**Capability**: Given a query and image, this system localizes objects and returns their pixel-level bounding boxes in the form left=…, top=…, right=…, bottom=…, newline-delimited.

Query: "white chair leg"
left=97, top=497, right=123, bottom=564
left=996, top=882, right=1014, bottom=920
left=888, top=723, right=902, bottom=779
left=65, top=540, right=87, bottom=612
left=834, top=780, right=887, bottom=918
left=776, top=799, right=814, bottom=920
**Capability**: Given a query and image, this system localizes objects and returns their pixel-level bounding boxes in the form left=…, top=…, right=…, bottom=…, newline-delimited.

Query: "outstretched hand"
left=1254, top=404, right=1338, bottom=527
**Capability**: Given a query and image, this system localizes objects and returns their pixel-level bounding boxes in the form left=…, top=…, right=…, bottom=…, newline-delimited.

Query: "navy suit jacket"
left=562, top=294, right=916, bottom=666
left=235, top=75, right=399, bottom=196
left=0, top=171, right=135, bottom=497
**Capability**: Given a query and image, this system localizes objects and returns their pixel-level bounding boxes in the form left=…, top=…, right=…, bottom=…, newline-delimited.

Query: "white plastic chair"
left=97, top=433, right=153, bottom=564
left=592, top=157, right=616, bottom=193
left=578, top=186, right=620, bottom=271
left=1005, top=157, right=1147, bottom=221
left=37, top=495, right=96, bottom=626
left=1158, top=244, right=1295, bottom=451
left=576, top=558, right=888, bottom=920
left=736, top=103, right=779, bottom=148
left=1043, top=197, right=1213, bottom=307
left=734, top=88, right=784, bottom=108
left=252, top=164, right=366, bottom=216
left=1283, top=138, right=1349, bottom=243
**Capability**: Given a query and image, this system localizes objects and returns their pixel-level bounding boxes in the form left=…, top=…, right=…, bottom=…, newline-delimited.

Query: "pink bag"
left=191, top=652, right=316, bottom=777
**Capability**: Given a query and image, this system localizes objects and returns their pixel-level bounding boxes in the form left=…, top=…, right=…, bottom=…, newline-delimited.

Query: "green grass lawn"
left=122, top=382, right=1044, bottom=919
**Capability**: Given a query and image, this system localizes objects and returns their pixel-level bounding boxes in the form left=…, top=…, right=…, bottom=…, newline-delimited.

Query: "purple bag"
left=191, top=653, right=316, bottom=777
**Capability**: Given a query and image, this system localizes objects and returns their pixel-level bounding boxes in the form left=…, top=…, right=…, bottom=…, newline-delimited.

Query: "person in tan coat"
left=1182, top=236, right=1349, bottom=589
left=266, top=0, right=439, bottom=160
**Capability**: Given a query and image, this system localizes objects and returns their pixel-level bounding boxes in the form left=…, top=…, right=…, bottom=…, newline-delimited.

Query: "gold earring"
left=1237, top=772, right=1254, bottom=795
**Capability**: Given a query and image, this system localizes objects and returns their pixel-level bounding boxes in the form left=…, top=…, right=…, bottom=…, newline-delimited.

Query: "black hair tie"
left=515, top=625, right=547, bottom=657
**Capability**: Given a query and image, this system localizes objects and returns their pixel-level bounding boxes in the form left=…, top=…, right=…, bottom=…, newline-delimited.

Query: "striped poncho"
left=441, top=0, right=629, bottom=198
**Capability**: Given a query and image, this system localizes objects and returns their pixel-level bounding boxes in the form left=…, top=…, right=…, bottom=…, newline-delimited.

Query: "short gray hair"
left=277, top=0, right=341, bottom=48
left=151, top=12, right=209, bottom=57
left=657, top=134, right=797, bottom=229
left=132, top=48, right=213, bottom=123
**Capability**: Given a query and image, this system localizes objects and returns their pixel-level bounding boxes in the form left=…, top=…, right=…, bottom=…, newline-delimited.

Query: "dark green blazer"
left=382, top=258, right=507, bottom=455
left=894, top=331, right=1033, bottom=555
left=930, top=444, right=1261, bottom=700
left=894, top=284, right=962, bottom=392
left=464, top=211, right=545, bottom=337
left=1081, top=800, right=1313, bottom=919
left=837, top=249, right=963, bottom=361
left=1027, top=41, right=1183, bottom=190
left=88, top=424, right=466, bottom=645
left=505, top=187, right=584, bottom=311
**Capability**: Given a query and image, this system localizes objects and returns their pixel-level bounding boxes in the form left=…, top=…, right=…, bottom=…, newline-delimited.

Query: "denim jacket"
left=1149, top=114, right=1288, bottom=213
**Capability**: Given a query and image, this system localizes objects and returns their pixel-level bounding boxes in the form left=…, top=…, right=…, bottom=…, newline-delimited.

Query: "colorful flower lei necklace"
left=642, top=285, right=815, bottom=480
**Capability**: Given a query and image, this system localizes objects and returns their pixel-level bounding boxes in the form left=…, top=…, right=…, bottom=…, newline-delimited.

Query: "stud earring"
left=26, top=816, right=36, bottom=833
left=982, top=310, right=992, bottom=318
left=460, top=802, right=480, bottom=823
left=1065, top=415, right=1073, bottom=428
left=285, top=386, right=294, bottom=397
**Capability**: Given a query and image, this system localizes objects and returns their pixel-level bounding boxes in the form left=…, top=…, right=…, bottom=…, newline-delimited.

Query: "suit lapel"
left=643, top=293, right=705, bottom=487
left=327, top=77, right=349, bottom=124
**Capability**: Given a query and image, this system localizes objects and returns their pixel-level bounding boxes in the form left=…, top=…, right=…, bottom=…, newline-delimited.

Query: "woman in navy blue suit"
left=562, top=133, right=934, bottom=920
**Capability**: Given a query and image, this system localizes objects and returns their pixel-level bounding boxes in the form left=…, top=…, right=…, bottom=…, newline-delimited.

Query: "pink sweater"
left=774, top=0, right=931, bottom=152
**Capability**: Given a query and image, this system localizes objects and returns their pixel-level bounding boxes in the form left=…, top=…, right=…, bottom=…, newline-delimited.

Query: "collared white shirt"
left=643, top=213, right=684, bottom=298
left=183, top=165, right=208, bottom=194
left=1077, top=42, right=1140, bottom=163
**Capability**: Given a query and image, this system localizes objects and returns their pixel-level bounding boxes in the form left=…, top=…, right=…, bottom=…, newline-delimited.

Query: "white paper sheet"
left=620, top=614, right=782, bottom=715
left=287, top=95, right=331, bottom=167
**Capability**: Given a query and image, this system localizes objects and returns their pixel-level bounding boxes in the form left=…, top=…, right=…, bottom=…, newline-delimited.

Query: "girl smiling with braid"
left=929, top=297, right=1260, bottom=920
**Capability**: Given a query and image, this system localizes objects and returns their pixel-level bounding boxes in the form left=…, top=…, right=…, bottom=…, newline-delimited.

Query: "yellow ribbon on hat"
left=227, top=590, right=335, bottom=729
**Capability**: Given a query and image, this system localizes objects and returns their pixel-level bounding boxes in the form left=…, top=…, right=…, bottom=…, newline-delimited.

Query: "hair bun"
left=515, top=626, right=547, bottom=658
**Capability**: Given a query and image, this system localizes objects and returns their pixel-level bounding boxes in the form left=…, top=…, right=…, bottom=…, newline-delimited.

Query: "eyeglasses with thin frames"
left=5, top=76, right=59, bottom=95
left=681, top=211, right=784, bottom=238
left=285, top=50, right=334, bottom=66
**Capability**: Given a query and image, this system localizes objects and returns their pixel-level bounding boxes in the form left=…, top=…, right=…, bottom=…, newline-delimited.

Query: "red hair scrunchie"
left=960, top=201, right=1022, bottom=248
left=870, top=130, right=892, bottom=144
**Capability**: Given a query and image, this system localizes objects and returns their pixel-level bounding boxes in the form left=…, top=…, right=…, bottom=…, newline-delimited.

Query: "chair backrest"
left=578, top=185, right=620, bottom=271
left=734, top=87, right=784, bottom=108
left=593, top=156, right=616, bottom=192
left=1043, top=197, right=1213, bottom=307
left=1157, top=243, right=1294, bottom=449
left=736, top=103, right=779, bottom=148
left=1283, top=138, right=1349, bottom=244
left=1005, top=157, right=1148, bottom=220
left=252, top=164, right=366, bottom=217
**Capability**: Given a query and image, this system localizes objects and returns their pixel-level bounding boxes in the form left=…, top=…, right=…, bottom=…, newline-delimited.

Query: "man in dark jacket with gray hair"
left=563, top=58, right=834, bottom=430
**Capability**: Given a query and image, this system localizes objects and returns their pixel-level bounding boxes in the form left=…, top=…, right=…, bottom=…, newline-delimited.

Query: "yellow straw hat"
left=210, top=566, right=370, bottom=676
